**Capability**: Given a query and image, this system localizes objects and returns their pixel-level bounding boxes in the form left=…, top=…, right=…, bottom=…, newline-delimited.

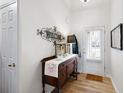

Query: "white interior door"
left=82, top=27, right=105, bottom=76
left=0, top=2, right=18, bottom=93
left=0, top=8, right=2, bottom=93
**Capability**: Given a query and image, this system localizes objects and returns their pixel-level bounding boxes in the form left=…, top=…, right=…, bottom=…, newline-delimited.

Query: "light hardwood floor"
left=62, top=73, right=116, bottom=93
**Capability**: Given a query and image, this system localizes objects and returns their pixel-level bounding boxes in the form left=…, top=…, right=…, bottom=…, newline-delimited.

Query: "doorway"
left=82, top=26, right=105, bottom=76
left=0, top=1, right=18, bottom=93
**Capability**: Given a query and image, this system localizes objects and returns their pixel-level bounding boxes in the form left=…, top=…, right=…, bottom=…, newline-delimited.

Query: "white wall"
left=70, top=2, right=111, bottom=75
left=110, top=0, right=123, bottom=92
left=18, top=0, right=70, bottom=93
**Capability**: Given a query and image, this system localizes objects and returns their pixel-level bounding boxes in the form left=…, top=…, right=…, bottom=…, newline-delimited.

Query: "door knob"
left=12, top=63, right=16, bottom=67
left=8, top=65, right=12, bottom=67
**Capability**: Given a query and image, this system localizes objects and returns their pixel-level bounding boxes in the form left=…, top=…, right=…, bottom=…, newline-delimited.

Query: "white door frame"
left=0, top=1, right=19, bottom=93
left=82, top=26, right=105, bottom=76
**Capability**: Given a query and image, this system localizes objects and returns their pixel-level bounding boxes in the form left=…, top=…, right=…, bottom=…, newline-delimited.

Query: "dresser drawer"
left=58, top=65, right=66, bottom=86
left=59, top=62, right=66, bottom=70
left=45, top=75, right=57, bottom=87
left=66, top=60, right=75, bottom=77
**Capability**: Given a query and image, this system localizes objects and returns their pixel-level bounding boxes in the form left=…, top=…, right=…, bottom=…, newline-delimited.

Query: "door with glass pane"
left=83, top=27, right=104, bottom=76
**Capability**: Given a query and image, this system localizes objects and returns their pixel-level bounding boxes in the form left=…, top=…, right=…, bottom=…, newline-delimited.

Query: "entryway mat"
left=86, top=74, right=103, bottom=82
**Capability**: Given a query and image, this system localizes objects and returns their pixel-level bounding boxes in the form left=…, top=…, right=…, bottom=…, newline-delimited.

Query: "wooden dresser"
left=41, top=55, right=78, bottom=93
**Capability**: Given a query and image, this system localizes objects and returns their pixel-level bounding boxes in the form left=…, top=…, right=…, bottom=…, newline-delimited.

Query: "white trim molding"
left=0, top=0, right=16, bottom=9
left=107, top=75, right=119, bottom=93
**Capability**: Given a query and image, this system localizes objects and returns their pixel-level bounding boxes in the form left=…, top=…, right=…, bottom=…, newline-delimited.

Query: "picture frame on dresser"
left=56, top=44, right=66, bottom=56
left=111, top=23, right=123, bottom=50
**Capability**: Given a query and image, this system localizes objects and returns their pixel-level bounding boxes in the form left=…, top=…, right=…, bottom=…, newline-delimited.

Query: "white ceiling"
left=64, top=0, right=110, bottom=11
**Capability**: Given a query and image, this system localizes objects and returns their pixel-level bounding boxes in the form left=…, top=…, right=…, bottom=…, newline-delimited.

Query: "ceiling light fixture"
left=80, top=0, right=90, bottom=3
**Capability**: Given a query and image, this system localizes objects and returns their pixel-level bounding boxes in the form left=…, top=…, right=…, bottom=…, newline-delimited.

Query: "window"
left=87, top=30, right=101, bottom=60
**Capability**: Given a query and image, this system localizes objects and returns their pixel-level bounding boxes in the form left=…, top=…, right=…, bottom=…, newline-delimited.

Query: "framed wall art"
left=111, top=23, right=123, bottom=50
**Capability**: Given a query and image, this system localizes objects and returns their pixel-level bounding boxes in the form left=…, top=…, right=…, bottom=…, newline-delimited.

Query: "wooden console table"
left=41, top=55, right=78, bottom=93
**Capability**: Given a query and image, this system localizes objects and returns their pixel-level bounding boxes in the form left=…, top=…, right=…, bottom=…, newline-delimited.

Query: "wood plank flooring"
left=62, top=73, right=116, bottom=93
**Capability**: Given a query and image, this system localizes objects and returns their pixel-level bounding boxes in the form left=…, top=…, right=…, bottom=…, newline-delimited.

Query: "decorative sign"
left=37, top=26, right=65, bottom=43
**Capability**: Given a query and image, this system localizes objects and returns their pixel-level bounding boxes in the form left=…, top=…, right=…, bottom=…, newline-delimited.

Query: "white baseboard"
left=106, top=75, right=119, bottom=93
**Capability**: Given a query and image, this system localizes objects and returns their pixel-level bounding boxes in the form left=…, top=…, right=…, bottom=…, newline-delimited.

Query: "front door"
left=82, top=27, right=105, bottom=76
left=0, top=2, right=18, bottom=93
